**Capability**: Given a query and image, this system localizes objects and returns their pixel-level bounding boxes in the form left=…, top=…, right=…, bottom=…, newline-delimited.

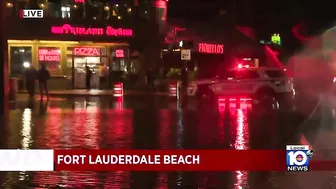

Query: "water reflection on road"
left=0, top=95, right=302, bottom=188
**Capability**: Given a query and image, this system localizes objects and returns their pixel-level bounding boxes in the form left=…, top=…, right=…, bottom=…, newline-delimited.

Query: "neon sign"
left=198, top=43, right=224, bottom=54
left=74, top=47, right=100, bottom=56
left=165, top=27, right=185, bottom=43
left=115, top=49, right=124, bottom=58
left=38, top=49, right=60, bottom=62
left=51, top=24, right=133, bottom=37
left=74, top=0, right=85, bottom=3
left=271, top=34, right=281, bottom=45
left=155, top=0, right=167, bottom=8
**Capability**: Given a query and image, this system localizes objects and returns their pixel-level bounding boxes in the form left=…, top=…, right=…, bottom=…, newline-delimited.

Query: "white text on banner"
left=0, top=149, right=54, bottom=171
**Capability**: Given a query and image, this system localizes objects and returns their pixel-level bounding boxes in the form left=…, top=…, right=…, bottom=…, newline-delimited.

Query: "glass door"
left=67, top=47, right=107, bottom=89
left=73, top=56, right=102, bottom=89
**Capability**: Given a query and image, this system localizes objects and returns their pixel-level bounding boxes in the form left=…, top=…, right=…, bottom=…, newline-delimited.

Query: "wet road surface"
left=0, top=94, right=325, bottom=188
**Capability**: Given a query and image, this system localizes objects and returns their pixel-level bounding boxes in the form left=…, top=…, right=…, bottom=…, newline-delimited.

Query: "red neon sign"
left=74, top=0, right=85, bottom=3
left=73, top=47, right=100, bottom=56
left=198, top=43, right=224, bottom=54
left=154, top=0, right=167, bottom=8
left=115, top=49, right=124, bottom=58
left=38, top=49, right=60, bottom=62
left=51, top=24, right=133, bottom=37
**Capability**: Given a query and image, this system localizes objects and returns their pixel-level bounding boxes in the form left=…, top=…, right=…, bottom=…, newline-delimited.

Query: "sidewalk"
left=18, top=90, right=169, bottom=96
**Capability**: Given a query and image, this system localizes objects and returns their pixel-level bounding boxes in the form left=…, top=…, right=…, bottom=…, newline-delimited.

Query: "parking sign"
left=181, top=49, right=191, bottom=60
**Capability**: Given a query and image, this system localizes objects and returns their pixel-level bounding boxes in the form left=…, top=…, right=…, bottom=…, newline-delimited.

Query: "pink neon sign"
left=154, top=0, right=167, bottom=8
left=74, top=47, right=100, bottom=56
left=51, top=24, right=133, bottom=37
left=38, top=49, right=60, bottom=62
left=198, top=43, right=224, bottom=54
left=74, top=0, right=85, bottom=3
left=115, top=49, right=124, bottom=58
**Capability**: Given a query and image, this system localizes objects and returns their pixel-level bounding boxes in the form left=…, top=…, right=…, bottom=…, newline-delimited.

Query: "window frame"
left=264, top=70, right=286, bottom=79
left=9, top=45, right=33, bottom=77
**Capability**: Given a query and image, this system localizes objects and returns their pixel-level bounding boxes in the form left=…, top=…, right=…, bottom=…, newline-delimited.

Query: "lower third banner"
left=54, top=150, right=286, bottom=171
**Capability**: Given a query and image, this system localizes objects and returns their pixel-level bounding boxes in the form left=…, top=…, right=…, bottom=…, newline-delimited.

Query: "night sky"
left=167, top=0, right=335, bottom=53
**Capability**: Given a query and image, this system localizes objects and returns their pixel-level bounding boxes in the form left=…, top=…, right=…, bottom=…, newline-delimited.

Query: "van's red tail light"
left=218, top=97, right=252, bottom=102
left=228, top=97, right=252, bottom=101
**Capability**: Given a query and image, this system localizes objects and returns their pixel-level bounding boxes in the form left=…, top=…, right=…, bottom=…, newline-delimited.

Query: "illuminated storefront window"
left=66, top=47, right=107, bottom=89
left=112, top=48, right=128, bottom=71
left=10, top=47, right=32, bottom=76
left=154, top=0, right=167, bottom=22
left=61, top=6, right=71, bottom=18
left=38, top=47, right=61, bottom=75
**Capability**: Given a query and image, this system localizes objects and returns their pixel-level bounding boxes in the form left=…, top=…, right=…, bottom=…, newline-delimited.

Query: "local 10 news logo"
left=286, top=145, right=314, bottom=172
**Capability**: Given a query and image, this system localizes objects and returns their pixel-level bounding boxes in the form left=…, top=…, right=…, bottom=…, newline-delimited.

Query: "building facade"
left=4, top=0, right=166, bottom=90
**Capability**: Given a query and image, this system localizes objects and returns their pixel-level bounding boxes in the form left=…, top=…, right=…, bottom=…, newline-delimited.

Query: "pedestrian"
left=99, top=63, right=107, bottom=90
left=181, top=67, right=188, bottom=92
left=146, top=69, right=154, bottom=92
left=86, top=66, right=92, bottom=90
left=25, top=66, right=37, bottom=99
left=37, top=63, right=50, bottom=100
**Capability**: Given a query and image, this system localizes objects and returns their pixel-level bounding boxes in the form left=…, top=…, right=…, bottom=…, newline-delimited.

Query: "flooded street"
left=0, top=95, right=306, bottom=188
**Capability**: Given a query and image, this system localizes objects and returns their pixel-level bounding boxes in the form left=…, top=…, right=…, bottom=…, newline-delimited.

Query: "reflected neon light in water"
left=115, top=49, right=124, bottom=58
left=38, top=49, right=60, bottom=62
left=22, top=108, right=32, bottom=149
left=198, top=43, right=224, bottom=54
left=51, top=24, right=133, bottom=37
left=74, top=47, right=100, bottom=56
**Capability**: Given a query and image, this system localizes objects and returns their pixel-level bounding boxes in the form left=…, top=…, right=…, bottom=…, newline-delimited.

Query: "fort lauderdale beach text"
left=57, top=155, right=201, bottom=165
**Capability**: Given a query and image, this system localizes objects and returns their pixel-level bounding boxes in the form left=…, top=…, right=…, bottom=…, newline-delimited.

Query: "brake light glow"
left=218, top=97, right=252, bottom=103
left=228, top=98, right=252, bottom=101
left=237, top=64, right=249, bottom=69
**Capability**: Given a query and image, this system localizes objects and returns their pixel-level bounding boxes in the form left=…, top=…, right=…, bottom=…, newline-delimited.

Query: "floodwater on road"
left=0, top=95, right=319, bottom=188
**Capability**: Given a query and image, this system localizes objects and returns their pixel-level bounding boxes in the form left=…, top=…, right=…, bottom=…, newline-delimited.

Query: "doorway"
left=72, top=56, right=108, bottom=89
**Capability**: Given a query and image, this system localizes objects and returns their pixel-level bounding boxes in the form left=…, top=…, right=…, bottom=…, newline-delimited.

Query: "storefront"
left=161, top=21, right=264, bottom=79
left=6, top=18, right=139, bottom=90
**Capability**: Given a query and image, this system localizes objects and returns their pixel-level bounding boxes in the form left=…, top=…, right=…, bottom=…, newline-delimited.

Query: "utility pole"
left=0, top=1, right=8, bottom=119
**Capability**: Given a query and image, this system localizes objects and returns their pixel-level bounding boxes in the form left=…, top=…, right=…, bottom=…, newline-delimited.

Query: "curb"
left=18, top=91, right=170, bottom=96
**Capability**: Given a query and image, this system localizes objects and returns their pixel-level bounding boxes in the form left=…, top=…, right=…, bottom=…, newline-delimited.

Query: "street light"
left=23, top=62, right=30, bottom=68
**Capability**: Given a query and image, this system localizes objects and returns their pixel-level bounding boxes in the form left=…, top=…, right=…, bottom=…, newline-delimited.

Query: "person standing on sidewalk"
left=25, top=66, right=37, bottom=99
left=86, top=66, right=92, bottom=90
left=146, top=69, right=154, bottom=92
left=37, top=63, right=50, bottom=101
left=180, top=66, right=189, bottom=107
left=181, top=67, right=188, bottom=93
left=99, top=63, right=107, bottom=90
